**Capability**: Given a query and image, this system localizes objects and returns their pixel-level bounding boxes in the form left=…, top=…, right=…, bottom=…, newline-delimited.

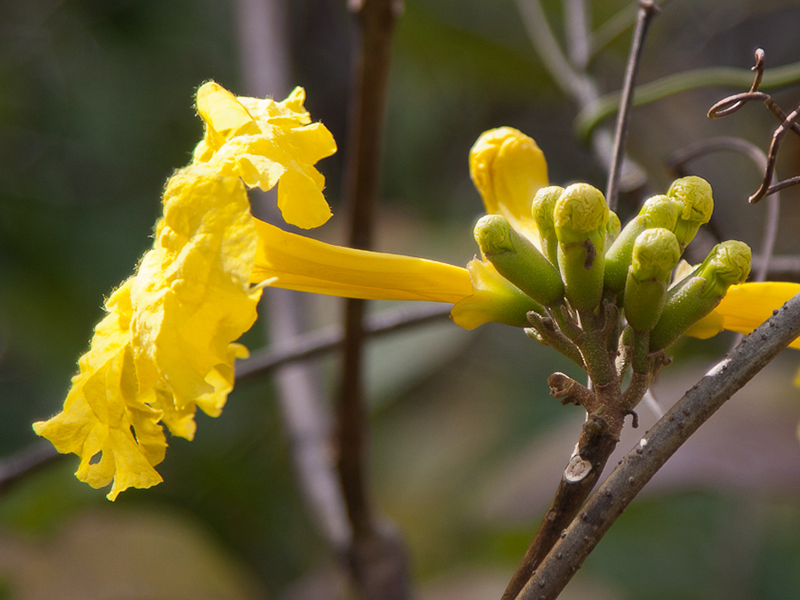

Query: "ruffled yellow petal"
left=451, top=259, right=543, bottom=330
left=193, top=82, right=337, bottom=229
left=252, top=218, right=472, bottom=303
left=469, top=127, right=548, bottom=243
left=130, top=166, right=261, bottom=409
left=33, top=282, right=166, bottom=500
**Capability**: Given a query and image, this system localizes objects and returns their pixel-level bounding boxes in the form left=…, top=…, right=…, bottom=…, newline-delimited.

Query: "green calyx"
left=624, top=228, right=681, bottom=333
left=649, top=240, right=751, bottom=350
left=667, top=176, right=714, bottom=248
left=473, top=214, right=564, bottom=306
left=532, top=186, right=564, bottom=264
left=554, top=184, right=609, bottom=312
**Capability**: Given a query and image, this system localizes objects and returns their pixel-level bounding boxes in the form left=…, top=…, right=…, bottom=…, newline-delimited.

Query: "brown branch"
left=518, top=291, right=800, bottom=599
left=605, top=0, right=659, bottom=211
left=234, top=0, right=352, bottom=559
left=0, top=442, right=62, bottom=495
left=235, top=304, right=453, bottom=383
left=502, top=410, right=620, bottom=600
left=706, top=49, right=800, bottom=203
left=748, top=104, right=800, bottom=203
left=338, top=1, right=409, bottom=599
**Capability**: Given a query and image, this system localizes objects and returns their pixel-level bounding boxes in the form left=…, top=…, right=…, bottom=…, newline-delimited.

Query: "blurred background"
left=1, top=0, right=800, bottom=598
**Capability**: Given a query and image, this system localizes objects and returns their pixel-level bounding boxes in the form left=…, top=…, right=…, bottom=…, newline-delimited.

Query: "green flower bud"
left=667, top=176, right=714, bottom=248
left=553, top=184, right=609, bottom=312
left=606, top=210, right=621, bottom=241
left=604, top=195, right=681, bottom=295
left=531, top=185, right=564, bottom=265
left=695, top=239, right=752, bottom=299
left=474, top=214, right=514, bottom=254
left=474, top=214, right=564, bottom=306
left=640, top=194, right=681, bottom=230
left=650, top=240, right=751, bottom=350
left=631, top=228, right=681, bottom=283
left=624, top=228, right=681, bottom=332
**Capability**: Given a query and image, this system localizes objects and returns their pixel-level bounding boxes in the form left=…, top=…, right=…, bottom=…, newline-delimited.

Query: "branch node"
left=624, top=409, right=639, bottom=429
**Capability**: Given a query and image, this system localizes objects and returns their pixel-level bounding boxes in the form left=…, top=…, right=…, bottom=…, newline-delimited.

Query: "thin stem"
left=749, top=104, right=800, bottom=203
left=563, top=0, right=591, bottom=71
left=526, top=312, right=585, bottom=369
left=0, top=442, right=61, bottom=495
left=606, top=0, right=659, bottom=211
left=516, top=0, right=647, bottom=192
left=236, top=304, right=454, bottom=382
left=515, top=0, right=594, bottom=104
left=519, top=290, right=800, bottom=599
left=709, top=92, right=800, bottom=138
left=576, top=58, right=800, bottom=140
left=589, top=0, right=671, bottom=60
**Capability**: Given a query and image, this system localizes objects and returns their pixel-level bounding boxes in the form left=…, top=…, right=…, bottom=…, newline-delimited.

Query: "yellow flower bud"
left=469, top=127, right=548, bottom=241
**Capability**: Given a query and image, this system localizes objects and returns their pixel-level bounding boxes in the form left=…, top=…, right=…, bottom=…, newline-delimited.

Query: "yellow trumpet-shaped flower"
left=35, top=84, right=552, bottom=499
left=251, top=219, right=543, bottom=330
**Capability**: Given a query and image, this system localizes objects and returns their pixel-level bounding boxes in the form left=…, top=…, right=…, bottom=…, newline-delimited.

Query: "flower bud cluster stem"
left=502, top=177, right=751, bottom=600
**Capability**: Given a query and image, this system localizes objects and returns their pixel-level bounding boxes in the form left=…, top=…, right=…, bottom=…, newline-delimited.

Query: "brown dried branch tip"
left=708, top=48, right=800, bottom=203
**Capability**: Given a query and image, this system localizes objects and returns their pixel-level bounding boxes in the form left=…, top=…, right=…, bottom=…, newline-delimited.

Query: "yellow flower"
left=468, top=127, right=548, bottom=243
left=36, top=84, right=549, bottom=499
left=34, top=82, right=335, bottom=499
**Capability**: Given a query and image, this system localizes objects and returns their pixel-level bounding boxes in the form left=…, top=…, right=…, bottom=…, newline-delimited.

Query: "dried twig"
left=707, top=49, right=800, bottom=203
left=519, top=291, right=800, bottom=599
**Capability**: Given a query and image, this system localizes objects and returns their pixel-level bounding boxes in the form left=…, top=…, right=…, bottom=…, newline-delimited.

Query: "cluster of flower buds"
left=473, top=175, right=751, bottom=355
